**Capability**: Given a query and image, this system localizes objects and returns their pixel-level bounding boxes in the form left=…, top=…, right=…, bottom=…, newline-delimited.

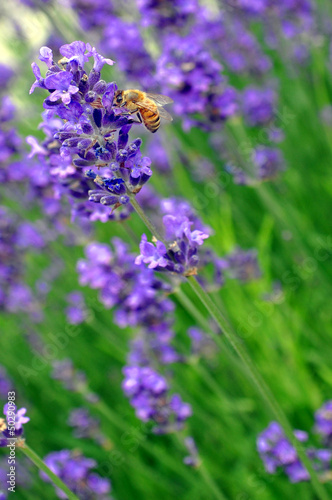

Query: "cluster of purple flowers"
left=0, top=404, right=29, bottom=446
left=234, top=0, right=315, bottom=62
left=68, top=407, right=109, bottom=447
left=76, top=230, right=195, bottom=432
left=258, top=401, right=332, bottom=482
left=155, top=33, right=238, bottom=130
left=29, top=41, right=153, bottom=222
left=122, top=366, right=192, bottom=434
left=136, top=214, right=209, bottom=276
left=77, top=238, right=176, bottom=357
left=52, top=359, right=90, bottom=395
left=315, top=401, right=332, bottom=447
left=0, top=206, right=45, bottom=318
left=40, top=450, right=112, bottom=499
left=65, top=291, right=87, bottom=325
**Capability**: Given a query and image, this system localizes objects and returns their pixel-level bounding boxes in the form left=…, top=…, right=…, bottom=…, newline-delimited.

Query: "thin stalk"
left=199, top=462, right=229, bottom=500
left=174, top=435, right=228, bottom=500
left=174, top=287, right=246, bottom=373
left=129, top=195, right=166, bottom=244
left=129, top=198, right=330, bottom=500
left=20, top=443, right=79, bottom=500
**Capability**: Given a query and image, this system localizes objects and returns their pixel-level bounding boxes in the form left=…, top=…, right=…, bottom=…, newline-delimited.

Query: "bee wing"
left=145, top=93, right=174, bottom=106
left=156, top=107, right=173, bottom=122
left=136, top=101, right=156, bottom=113
left=136, top=100, right=173, bottom=122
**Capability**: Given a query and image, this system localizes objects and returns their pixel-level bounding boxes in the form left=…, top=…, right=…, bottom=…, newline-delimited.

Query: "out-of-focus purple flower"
left=0, top=207, right=44, bottom=318
left=137, top=0, right=199, bottom=29
left=252, top=146, right=285, bottom=181
left=226, top=248, right=261, bottom=282
left=183, top=436, right=201, bottom=467
left=0, top=64, right=14, bottom=89
left=199, top=13, right=272, bottom=75
left=68, top=407, right=109, bottom=447
left=40, top=450, right=112, bottom=499
left=52, top=359, right=87, bottom=393
left=146, top=136, right=171, bottom=173
left=258, top=420, right=332, bottom=483
left=315, top=401, right=332, bottom=445
left=65, top=291, right=87, bottom=324
left=187, top=327, right=217, bottom=359
left=15, top=222, right=45, bottom=249
left=156, top=32, right=238, bottom=128
left=102, top=19, right=155, bottom=88
left=0, top=367, right=13, bottom=400
left=122, top=366, right=191, bottom=433
left=242, top=87, right=276, bottom=126
left=257, top=421, right=309, bottom=482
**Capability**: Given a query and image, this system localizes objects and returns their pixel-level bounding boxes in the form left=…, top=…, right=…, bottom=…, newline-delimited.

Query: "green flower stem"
left=129, top=195, right=167, bottom=245
left=186, top=275, right=329, bottom=500
left=129, top=197, right=329, bottom=500
left=199, top=462, right=229, bottom=500
left=174, top=287, right=240, bottom=367
left=174, top=435, right=228, bottom=500
left=20, top=443, right=80, bottom=500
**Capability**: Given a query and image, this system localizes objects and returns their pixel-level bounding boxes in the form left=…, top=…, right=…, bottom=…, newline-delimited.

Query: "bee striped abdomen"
left=141, top=108, right=160, bottom=133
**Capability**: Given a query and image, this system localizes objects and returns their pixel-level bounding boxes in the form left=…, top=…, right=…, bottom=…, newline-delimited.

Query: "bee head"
left=114, top=91, right=125, bottom=106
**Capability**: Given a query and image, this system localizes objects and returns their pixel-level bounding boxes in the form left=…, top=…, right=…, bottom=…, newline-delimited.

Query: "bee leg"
left=127, top=112, right=142, bottom=125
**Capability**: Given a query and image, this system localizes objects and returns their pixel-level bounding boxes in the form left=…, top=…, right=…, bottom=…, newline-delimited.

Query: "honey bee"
left=113, top=89, right=173, bottom=133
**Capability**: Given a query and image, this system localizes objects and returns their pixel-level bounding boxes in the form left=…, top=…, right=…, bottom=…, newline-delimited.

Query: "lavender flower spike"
left=136, top=214, right=209, bottom=276
left=0, top=404, right=30, bottom=446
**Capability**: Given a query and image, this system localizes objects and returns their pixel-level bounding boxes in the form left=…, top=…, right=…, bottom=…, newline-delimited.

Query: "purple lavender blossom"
left=156, top=33, right=238, bottom=128
left=0, top=64, right=14, bottom=89
left=67, top=0, right=115, bottom=31
left=68, top=408, right=109, bottom=446
left=0, top=367, right=13, bottom=400
left=226, top=248, right=261, bottom=282
left=101, top=19, right=155, bottom=88
left=137, top=0, right=199, bottom=29
left=183, top=436, right=201, bottom=467
left=187, top=327, right=216, bottom=359
left=0, top=96, right=21, bottom=177
left=52, top=359, right=87, bottom=393
left=0, top=206, right=43, bottom=317
left=0, top=404, right=29, bottom=445
left=242, top=87, right=276, bottom=126
left=257, top=421, right=310, bottom=482
left=314, top=401, right=332, bottom=445
left=122, top=366, right=191, bottom=433
left=68, top=408, right=99, bottom=438
left=252, top=146, right=285, bottom=181
left=29, top=42, right=154, bottom=221
left=65, top=291, right=87, bottom=324
left=136, top=214, right=209, bottom=275
left=77, top=238, right=178, bottom=364
left=258, top=420, right=332, bottom=483
left=40, top=450, right=112, bottom=499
